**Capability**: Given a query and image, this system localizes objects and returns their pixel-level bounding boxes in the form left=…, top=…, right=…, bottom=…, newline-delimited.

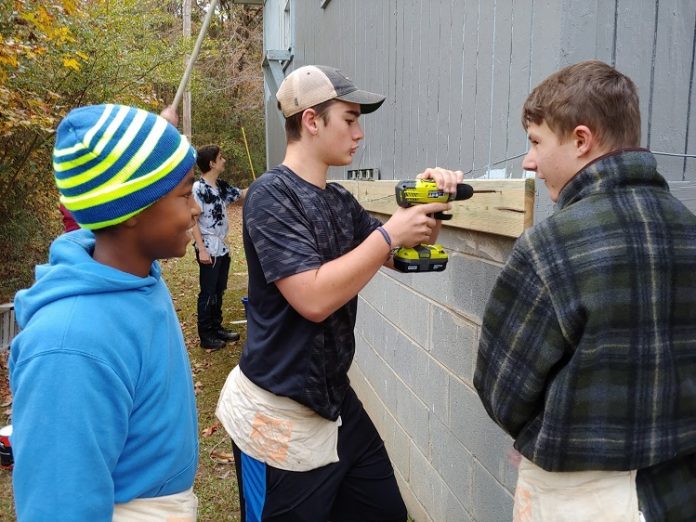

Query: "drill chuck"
left=453, top=183, right=474, bottom=201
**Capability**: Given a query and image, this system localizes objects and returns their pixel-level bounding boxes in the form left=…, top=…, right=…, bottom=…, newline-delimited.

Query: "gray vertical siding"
left=644, top=0, right=695, bottom=180
left=264, top=0, right=695, bottom=184
left=261, top=2, right=696, bottom=520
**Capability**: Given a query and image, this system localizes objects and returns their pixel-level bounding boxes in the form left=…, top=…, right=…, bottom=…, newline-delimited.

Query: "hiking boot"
left=200, top=332, right=225, bottom=351
left=216, top=328, right=240, bottom=343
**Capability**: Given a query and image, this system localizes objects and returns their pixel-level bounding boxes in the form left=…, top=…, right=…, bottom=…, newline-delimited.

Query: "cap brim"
left=335, top=89, right=386, bottom=114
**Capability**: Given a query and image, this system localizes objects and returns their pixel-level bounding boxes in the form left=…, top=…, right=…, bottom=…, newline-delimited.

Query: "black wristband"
left=376, top=226, right=392, bottom=248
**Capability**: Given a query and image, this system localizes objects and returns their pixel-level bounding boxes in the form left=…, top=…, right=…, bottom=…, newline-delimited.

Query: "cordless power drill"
left=392, top=179, right=475, bottom=273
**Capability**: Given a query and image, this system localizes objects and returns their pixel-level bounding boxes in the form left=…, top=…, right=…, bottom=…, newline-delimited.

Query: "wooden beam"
left=337, top=179, right=534, bottom=238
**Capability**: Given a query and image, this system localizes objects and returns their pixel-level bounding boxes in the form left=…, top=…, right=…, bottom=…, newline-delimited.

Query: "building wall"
left=261, top=1, right=696, bottom=520
left=265, top=1, right=696, bottom=185
left=350, top=223, right=517, bottom=521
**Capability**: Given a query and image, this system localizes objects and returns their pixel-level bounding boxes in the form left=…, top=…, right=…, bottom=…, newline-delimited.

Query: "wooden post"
left=183, top=0, right=192, bottom=138
left=174, top=0, right=220, bottom=137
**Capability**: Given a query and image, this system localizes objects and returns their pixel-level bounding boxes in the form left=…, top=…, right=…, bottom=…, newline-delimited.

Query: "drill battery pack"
left=393, top=244, right=448, bottom=272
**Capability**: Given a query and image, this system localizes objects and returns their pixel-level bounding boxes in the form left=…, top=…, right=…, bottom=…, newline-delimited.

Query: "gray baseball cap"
left=276, top=65, right=385, bottom=117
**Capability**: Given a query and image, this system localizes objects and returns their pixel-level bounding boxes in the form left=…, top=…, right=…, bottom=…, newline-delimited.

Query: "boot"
left=216, top=328, right=240, bottom=342
left=198, top=293, right=225, bottom=350
left=199, top=331, right=225, bottom=351
left=213, top=292, right=240, bottom=343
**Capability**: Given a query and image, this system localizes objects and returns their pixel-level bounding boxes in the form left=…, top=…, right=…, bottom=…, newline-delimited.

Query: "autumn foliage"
left=0, top=0, right=264, bottom=301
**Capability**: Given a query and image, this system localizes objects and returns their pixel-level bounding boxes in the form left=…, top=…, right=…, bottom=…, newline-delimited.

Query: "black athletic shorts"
left=232, top=387, right=407, bottom=521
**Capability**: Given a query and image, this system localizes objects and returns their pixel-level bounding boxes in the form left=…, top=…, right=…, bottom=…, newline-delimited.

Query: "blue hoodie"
left=10, top=229, right=198, bottom=521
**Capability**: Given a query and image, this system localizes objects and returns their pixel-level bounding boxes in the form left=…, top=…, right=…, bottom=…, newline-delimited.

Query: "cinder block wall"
left=349, top=223, right=518, bottom=522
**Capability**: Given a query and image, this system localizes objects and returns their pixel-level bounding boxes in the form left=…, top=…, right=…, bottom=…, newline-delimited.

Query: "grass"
left=0, top=205, right=247, bottom=520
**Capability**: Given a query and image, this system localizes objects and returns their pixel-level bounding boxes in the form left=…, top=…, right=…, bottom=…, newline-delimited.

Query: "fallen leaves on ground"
left=202, top=423, right=219, bottom=438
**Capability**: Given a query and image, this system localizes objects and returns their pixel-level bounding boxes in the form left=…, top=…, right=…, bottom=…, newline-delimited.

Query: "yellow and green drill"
left=393, top=178, right=484, bottom=272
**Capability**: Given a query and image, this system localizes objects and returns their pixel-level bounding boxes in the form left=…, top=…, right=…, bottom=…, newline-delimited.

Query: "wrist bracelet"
left=376, top=226, right=392, bottom=248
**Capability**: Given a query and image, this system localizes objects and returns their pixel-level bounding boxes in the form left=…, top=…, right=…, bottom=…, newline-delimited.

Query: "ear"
left=301, top=108, right=319, bottom=136
left=121, top=216, right=139, bottom=229
left=572, top=125, right=594, bottom=157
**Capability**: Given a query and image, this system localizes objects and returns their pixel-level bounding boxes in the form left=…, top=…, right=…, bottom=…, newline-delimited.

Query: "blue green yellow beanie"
left=53, top=104, right=196, bottom=230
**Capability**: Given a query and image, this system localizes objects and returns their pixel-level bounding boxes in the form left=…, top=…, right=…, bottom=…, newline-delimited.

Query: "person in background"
left=190, top=144, right=246, bottom=351
left=475, top=60, right=696, bottom=521
left=216, top=64, right=462, bottom=521
left=10, top=104, right=201, bottom=520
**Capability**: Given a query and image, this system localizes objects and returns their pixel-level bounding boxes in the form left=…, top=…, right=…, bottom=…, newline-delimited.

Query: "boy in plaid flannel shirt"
left=475, top=60, right=696, bottom=521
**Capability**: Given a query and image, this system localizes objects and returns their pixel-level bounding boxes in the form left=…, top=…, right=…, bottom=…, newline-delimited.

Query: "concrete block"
left=409, top=441, right=474, bottom=522
left=431, top=305, right=478, bottom=383
left=445, top=254, right=502, bottom=321
left=444, top=488, right=474, bottom=522
left=409, top=443, right=445, bottom=522
left=383, top=316, right=415, bottom=371
left=383, top=289, right=430, bottom=348
left=353, top=336, right=381, bottom=394
left=417, top=356, right=450, bottom=425
left=430, top=416, right=474, bottom=509
left=395, top=380, right=430, bottom=450
left=390, top=414, right=411, bottom=480
left=394, top=255, right=501, bottom=323
left=350, top=365, right=412, bottom=483
left=397, top=471, right=432, bottom=522
left=363, top=272, right=430, bottom=348
left=350, top=369, right=409, bottom=474
left=390, top=335, right=428, bottom=396
left=448, top=376, right=517, bottom=491
left=356, top=299, right=391, bottom=363
left=471, top=460, right=514, bottom=522
left=352, top=340, right=400, bottom=416
left=360, top=269, right=389, bottom=304
left=349, top=363, right=386, bottom=434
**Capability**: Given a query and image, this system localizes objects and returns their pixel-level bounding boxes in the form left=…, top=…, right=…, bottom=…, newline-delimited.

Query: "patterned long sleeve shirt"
left=474, top=149, right=696, bottom=521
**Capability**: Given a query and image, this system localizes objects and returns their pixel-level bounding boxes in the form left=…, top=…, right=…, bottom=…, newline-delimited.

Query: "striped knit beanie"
left=53, top=104, right=196, bottom=230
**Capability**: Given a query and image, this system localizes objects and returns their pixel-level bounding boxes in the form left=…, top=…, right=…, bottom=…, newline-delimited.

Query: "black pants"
left=232, top=387, right=407, bottom=521
left=196, top=251, right=230, bottom=336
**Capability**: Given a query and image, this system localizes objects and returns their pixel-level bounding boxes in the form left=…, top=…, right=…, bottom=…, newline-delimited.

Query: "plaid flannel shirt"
left=474, top=149, right=696, bottom=521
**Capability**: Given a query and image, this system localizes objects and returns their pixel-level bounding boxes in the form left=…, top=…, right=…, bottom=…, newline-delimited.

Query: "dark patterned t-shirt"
left=239, top=165, right=381, bottom=420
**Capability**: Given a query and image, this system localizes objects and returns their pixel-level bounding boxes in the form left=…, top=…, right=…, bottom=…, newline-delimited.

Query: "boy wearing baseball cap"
left=10, top=104, right=201, bottom=520
left=216, top=65, right=462, bottom=520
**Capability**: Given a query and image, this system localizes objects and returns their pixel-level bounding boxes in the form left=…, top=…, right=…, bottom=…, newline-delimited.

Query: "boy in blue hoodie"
left=9, top=104, right=200, bottom=521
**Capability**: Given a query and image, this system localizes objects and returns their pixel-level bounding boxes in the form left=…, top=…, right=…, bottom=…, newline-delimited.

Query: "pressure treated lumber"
left=338, top=179, right=534, bottom=238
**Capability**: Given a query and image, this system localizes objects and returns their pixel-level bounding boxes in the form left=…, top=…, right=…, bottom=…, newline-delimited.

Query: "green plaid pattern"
left=475, top=150, right=696, bottom=519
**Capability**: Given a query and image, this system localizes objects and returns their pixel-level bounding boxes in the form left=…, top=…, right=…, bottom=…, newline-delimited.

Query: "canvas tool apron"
left=513, top=456, right=644, bottom=522
left=113, top=487, right=198, bottom=521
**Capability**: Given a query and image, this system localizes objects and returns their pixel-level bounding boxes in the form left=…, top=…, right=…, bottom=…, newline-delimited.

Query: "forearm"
left=190, top=223, right=205, bottom=250
left=275, top=228, right=391, bottom=322
left=226, top=188, right=247, bottom=207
